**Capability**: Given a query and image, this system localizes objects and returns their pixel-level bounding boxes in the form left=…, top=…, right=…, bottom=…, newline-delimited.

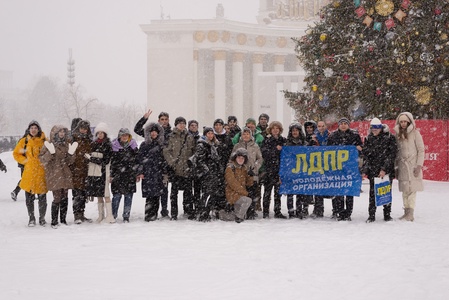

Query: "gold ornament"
left=368, top=8, right=375, bottom=16
left=319, top=94, right=324, bottom=100
left=375, top=0, right=394, bottom=17
left=415, top=87, right=432, bottom=105
left=441, top=33, right=448, bottom=41
left=386, top=79, right=392, bottom=85
left=394, top=9, right=407, bottom=22
left=312, top=85, right=318, bottom=92
left=363, top=15, right=374, bottom=27
left=320, top=34, right=327, bottom=41
left=333, top=1, right=341, bottom=8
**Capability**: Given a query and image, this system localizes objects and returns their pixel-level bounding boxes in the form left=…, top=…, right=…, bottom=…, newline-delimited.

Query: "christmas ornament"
left=363, top=15, right=374, bottom=27
left=385, top=18, right=395, bottom=30
left=394, top=9, right=407, bottom=22
left=401, top=0, right=410, bottom=10
left=375, top=0, right=394, bottom=17
left=373, top=22, right=382, bottom=31
left=312, top=85, right=318, bottom=92
left=324, top=68, right=334, bottom=77
left=354, top=0, right=361, bottom=7
left=333, top=1, right=341, bottom=8
left=441, top=33, right=448, bottom=41
left=319, top=95, right=330, bottom=108
left=375, top=88, right=382, bottom=96
left=355, top=7, right=366, bottom=18
left=320, top=33, right=327, bottom=41
left=387, top=79, right=392, bottom=85
left=435, top=8, right=442, bottom=15
left=415, top=86, right=432, bottom=105
left=343, top=74, right=350, bottom=81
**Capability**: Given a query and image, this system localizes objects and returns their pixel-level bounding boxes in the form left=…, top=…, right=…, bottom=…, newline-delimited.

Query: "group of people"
left=4, top=109, right=424, bottom=227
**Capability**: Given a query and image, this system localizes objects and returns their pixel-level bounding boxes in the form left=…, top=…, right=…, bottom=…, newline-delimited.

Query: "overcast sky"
left=0, top=0, right=260, bottom=106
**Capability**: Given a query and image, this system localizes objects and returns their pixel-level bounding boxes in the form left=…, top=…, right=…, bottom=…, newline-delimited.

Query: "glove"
left=44, top=141, right=55, bottom=154
left=247, top=167, right=255, bottom=177
left=413, top=165, right=422, bottom=177
left=68, top=142, right=78, bottom=155
left=0, top=162, right=6, bottom=173
left=84, top=153, right=91, bottom=160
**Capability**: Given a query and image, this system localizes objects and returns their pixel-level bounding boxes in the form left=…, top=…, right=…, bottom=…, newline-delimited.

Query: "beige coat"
left=232, top=136, right=263, bottom=177
left=394, top=112, right=425, bottom=193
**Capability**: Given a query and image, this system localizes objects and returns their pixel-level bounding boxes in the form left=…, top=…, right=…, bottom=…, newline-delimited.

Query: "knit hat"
left=28, top=120, right=42, bottom=131
left=246, top=118, right=257, bottom=126
left=118, top=128, right=131, bottom=138
left=174, top=116, right=186, bottom=126
left=213, top=118, right=225, bottom=126
left=398, top=114, right=411, bottom=123
left=338, top=117, right=351, bottom=125
left=203, top=126, right=214, bottom=136
left=228, top=116, right=237, bottom=122
left=370, top=118, right=382, bottom=129
left=94, top=122, right=109, bottom=136
left=241, top=126, right=253, bottom=137
left=259, top=113, right=270, bottom=121
left=188, top=120, right=198, bottom=127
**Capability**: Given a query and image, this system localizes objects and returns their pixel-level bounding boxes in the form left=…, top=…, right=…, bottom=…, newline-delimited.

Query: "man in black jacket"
left=327, top=118, right=363, bottom=221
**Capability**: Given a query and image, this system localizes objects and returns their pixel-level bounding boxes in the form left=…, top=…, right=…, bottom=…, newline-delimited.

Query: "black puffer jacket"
left=110, top=137, right=138, bottom=194
left=85, top=137, right=113, bottom=197
left=195, top=137, right=222, bottom=194
left=261, top=135, right=286, bottom=180
left=327, top=128, right=362, bottom=147
left=362, top=125, right=397, bottom=179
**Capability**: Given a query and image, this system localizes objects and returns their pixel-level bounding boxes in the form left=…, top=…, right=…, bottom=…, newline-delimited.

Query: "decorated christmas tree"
left=286, top=0, right=449, bottom=121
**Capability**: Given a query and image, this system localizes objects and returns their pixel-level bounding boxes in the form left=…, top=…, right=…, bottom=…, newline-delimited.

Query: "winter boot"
left=60, top=199, right=68, bottom=225
left=96, top=203, right=105, bottom=223
left=399, top=208, right=409, bottom=220
left=38, top=195, right=47, bottom=227
left=80, top=213, right=93, bottom=223
left=51, top=202, right=60, bottom=228
left=366, top=215, right=375, bottom=223
left=404, top=208, right=414, bottom=222
left=26, top=196, right=36, bottom=227
left=104, top=202, right=116, bottom=223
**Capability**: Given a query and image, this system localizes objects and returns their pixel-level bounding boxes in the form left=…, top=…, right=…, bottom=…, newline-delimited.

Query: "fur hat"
left=231, top=148, right=249, bottom=164
left=94, top=122, right=109, bottom=137
left=174, top=117, right=186, bottom=126
left=370, top=118, right=382, bottom=129
left=338, top=117, right=351, bottom=125
left=241, top=126, right=253, bottom=137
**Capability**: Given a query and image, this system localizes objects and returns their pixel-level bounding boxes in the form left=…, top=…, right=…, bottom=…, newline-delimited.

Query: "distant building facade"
left=140, top=0, right=329, bottom=125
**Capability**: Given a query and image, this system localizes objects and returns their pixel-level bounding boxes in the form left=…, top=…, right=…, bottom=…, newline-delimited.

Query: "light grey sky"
left=0, top=0, right=260, bottom=106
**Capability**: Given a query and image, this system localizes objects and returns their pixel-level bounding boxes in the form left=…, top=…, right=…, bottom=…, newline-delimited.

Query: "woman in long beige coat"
left=394, top=112, right=425, bottom=221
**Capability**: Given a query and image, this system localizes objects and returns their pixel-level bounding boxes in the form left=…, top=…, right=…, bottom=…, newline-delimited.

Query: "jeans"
left=112, top=193, right=133, bottom=219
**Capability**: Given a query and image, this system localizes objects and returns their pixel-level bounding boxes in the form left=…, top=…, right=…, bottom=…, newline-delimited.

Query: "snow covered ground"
left=0, top=151, right=448, bottom=300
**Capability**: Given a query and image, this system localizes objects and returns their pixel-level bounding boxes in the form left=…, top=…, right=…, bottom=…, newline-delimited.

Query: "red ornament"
left=355, top=7, right=366, bottom=18
left=385, top=18, right=396, bottom=30
left=343, top=74, right=350, bottom=81
left=401, top=0, right=411, bottom=10
left=435, top=8, right=442, bottom=15
left=375, top=88, right=382, bottom=96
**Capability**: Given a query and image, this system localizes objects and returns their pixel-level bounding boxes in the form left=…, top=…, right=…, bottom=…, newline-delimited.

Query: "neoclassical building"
left=140, top=0, right=329, bottom=126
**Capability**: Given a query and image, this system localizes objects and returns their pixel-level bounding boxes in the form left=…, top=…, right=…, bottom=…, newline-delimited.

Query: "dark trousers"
left=192, top=178, right=202, bottom=216
left=263, top=179, right=281, bottom=214
left=334, top=195, right=354, bottom=218
left=25, top=192, right=47, bottom=222
left=72, top=188, right=87, bottom=216
left=313, top=196, right=324, bottom=216
left=160, top=186, right=169, bottom=216
left=368, top=178, right=392, bottom=218
left=287, top=194, right=308, bottom=216
left=170, top=176, right=193, bottom=218
left=52, top=189, right=69, bottom=224
left=145, top=196, right=160, bottom=221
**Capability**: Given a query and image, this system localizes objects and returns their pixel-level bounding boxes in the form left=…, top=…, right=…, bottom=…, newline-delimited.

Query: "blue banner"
left=374, top=177, right=392, bottom=206
left=279, top=146, right=362, bottom=196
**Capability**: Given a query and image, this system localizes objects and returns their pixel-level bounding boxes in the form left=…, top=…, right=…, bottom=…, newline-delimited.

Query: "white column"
left=232, top=52, right=245, bottom=123
left=193, top=49, right=199, bottom=120
left=252, top=53, right=265, bottom=118
left=274, top=54, right=286, bottom=122
left=214, top=49, right=227, bottom=118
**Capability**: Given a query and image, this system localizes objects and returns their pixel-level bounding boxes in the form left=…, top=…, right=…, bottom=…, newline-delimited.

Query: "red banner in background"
left=347, top=120, right=449, bottom=182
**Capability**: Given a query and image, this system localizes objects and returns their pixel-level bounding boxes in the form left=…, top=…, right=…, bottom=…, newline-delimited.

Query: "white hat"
left=370, top=118, right=382, bottom=128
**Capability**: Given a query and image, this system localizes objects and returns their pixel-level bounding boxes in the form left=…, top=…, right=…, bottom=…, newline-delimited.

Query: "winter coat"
left=394, top=112, right=425, bottom=193
left=134, top=117, right=172, bottom=146
left=229, top=125, right=241, bottom=139
left=214, top=129, right=234, bottom=173
left=232, top=128, right=264, bottom=146
left=85, top=137, right=112, bottom=197
left=315, top=129, right=329, bottom=146
left=195, top=137, right=222, bottom=194
left=39, top=125, right=75, bottom=191
left=137, top=123, right=166, bottom=198
left=70, top=121, right=93, bottom=189
left=13, top=131, right=48, bottom=194
left=163, top=127, right=195, bottom=178
left=232, top=135, right=264, bottom=177
left=110, top=137, right=138, bottom=195
left=327, top=128, right=363, bottom=147
left=225, top=160, right=254, bottom=205
left=261, top=134, right=286, bottom=180
left=362, top=125, right=397, bottom=179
